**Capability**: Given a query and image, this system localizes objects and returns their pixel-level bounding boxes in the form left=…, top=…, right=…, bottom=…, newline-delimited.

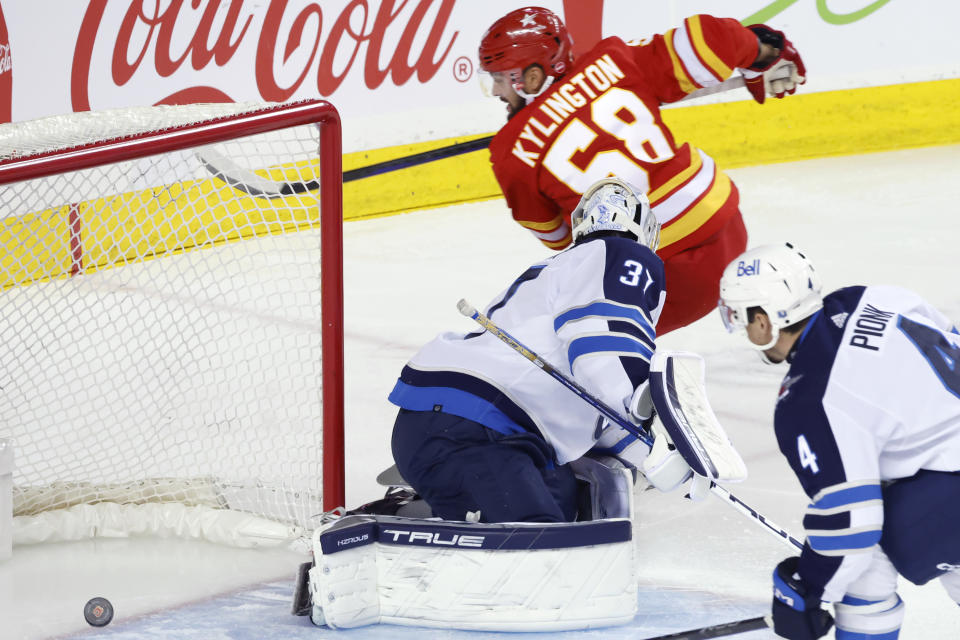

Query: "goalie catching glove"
left=742, top=24, right=806, bottom=104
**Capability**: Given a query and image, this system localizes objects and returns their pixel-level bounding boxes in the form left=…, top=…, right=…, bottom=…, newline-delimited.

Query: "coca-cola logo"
left=71, top=0, right=459, bottom=110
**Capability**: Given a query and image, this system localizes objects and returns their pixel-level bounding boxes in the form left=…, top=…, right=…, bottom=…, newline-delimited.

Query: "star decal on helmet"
left=520, top=13, right=538, bottom=27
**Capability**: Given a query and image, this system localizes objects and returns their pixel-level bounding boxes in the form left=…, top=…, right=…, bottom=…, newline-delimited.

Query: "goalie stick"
left=457, top=299, right=803, bottom=552
left=199, top=76, right=747, bottom=198
left=644, top=615, right=771, bottom=640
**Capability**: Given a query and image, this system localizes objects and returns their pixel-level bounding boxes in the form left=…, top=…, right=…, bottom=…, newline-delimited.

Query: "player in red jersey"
left=478, top=7, right=806, bottom=334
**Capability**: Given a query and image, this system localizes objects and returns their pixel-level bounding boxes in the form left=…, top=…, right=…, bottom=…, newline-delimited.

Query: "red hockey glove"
left=742, top=24, right=807, bottom=104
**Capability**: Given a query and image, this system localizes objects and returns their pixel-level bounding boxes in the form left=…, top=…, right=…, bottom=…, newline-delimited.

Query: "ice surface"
left=2, top=145, right=958, bottom=639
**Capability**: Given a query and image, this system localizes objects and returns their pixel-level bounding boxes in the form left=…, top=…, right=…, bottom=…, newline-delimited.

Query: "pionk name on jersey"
left=849, top=304, right=894, bottom=352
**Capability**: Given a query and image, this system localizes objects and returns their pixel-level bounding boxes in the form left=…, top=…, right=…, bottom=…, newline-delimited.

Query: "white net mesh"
left=0, top=102, right=339, bottom=535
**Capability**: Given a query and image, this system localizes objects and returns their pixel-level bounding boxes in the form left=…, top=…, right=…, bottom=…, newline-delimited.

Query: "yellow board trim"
left=2, top=176, right=318, bottom=290
left=4, top=78, right=957, bottom=289
left=687, top=15, right=733, bottom=81
left=342, top=78, right=960, bottom=222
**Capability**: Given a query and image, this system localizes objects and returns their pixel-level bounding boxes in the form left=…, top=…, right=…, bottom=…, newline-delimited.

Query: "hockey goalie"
left=291, top=177, right=747, bottom=631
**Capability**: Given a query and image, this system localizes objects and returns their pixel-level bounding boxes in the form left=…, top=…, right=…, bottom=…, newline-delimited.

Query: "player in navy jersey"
left=388, top=178, right=699, bottom=524
left=718, top=243, right=960, bottom=640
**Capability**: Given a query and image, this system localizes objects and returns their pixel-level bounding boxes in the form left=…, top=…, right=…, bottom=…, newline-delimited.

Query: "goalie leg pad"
left=568, top=454, right=635, bottom=521
left=308, top=514, right=637, bottom=631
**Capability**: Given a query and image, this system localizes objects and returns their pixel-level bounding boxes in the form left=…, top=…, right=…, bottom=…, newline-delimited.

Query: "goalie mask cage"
left=0, top=100, right=343, bottom=546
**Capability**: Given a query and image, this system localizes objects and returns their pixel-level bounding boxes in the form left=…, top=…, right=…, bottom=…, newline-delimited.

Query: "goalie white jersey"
left=774, top=284, right=960, bottom=601
left=389, top=236, right=665, bottom=465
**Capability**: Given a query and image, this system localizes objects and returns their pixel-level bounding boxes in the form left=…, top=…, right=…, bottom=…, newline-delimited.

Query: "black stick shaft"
left=644, top=616, right=769, bottom=639
left=344, top=135, right=493, bottom=182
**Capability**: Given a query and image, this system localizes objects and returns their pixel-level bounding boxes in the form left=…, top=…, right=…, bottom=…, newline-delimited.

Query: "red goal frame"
left=0, top=100, right=346, bottom=510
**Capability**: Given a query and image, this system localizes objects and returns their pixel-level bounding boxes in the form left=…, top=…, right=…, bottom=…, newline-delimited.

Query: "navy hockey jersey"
left=774, top=285, right=960, bottom=602
left=389, top=236, right=666, bottom=465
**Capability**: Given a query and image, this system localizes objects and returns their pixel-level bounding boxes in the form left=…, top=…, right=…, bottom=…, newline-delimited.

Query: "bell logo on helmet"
left=736, top=259, right=761, bottom=276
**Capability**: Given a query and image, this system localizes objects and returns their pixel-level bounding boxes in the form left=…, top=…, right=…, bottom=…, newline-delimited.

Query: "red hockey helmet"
left=478, top=7, right=574, bottom=90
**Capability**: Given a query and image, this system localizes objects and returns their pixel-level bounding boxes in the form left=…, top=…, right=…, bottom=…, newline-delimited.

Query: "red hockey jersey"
left=489, top=15, right=758, bottom=258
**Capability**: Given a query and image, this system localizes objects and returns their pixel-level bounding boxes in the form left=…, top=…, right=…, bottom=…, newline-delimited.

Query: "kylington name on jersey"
left=511, top=54, right=627, bottom=167
left=849, top=303, right=894, bottom=351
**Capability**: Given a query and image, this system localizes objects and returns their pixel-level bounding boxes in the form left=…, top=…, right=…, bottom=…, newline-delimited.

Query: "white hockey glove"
left=591, top=420, right=650, bottom=472
left=640, top=420, right=711, bottom=501
left=626, top=380, right=654, bottom=424
left=588, top=381, right=657, bottom=473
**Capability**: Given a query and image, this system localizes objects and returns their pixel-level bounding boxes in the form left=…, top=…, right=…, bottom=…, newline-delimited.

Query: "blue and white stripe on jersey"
left=555, top=301, right=656, bottom=343
left=556, top=300, right=656, bottom=371
left=775, top=284, right=960, bottom=602
left=388, top=235, right=666, bottom=465
left=389, top=365, right=539, bottom=436
left=803, top=480, right=883, bottom=555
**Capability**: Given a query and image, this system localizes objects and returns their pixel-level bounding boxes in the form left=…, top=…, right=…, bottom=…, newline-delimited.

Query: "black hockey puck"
left=84, top=597, right=114, bottom=627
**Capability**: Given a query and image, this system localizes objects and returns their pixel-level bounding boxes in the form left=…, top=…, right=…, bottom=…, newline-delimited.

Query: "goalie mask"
left=570, top=178, right=660, bottom=250
left=718, top=243, right=823, bottom=350
left=478, top=7, right=574, bottom=99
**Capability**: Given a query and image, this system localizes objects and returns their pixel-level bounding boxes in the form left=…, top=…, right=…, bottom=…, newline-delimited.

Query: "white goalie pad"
left=306, top=511, right=637, bottom=631
left=569, top=454, right=635, bottom=521
left=649, top=351, right=747, bottom=482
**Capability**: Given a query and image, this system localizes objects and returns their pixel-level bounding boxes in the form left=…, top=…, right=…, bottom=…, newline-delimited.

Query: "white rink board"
left=1, top=144, right=959, bottom=639
left=1, top=2, right=958, bottom=149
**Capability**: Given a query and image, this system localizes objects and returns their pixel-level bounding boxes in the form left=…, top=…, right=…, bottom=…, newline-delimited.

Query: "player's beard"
left=502, top=97, right=525, bottom=121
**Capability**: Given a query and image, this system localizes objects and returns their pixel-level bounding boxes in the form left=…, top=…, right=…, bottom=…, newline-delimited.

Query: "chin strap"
left=516, top=76, right=556, bottom=104
left=754, top=324, right=781, bottom=364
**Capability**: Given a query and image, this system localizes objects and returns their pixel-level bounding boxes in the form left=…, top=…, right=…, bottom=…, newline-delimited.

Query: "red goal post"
left=0, top=100, right=344, bottom=546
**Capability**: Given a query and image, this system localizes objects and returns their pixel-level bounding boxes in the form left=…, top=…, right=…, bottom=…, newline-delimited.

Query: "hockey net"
left=0, top=100, right=343, bottom=547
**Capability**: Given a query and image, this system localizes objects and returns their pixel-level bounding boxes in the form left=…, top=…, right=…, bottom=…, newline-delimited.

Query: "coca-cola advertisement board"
left=0, top=1, right=957, bottom=150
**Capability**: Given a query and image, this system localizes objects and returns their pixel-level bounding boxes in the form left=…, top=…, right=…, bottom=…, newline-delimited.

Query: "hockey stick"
left=457, top=299, right=803, bottom=552
left=199, top=76, right=747, bottom=198
left=643, top=615, right=771, bottom=639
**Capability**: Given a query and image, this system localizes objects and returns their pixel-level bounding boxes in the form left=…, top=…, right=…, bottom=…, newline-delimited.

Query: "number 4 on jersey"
left=797, top=434, right=819, bottom=474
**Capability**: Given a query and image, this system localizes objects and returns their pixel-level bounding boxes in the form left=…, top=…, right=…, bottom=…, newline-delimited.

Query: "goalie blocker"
left=294, top=459, right=637, bottom=631
left=648, top=351, right=747, bottom=484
